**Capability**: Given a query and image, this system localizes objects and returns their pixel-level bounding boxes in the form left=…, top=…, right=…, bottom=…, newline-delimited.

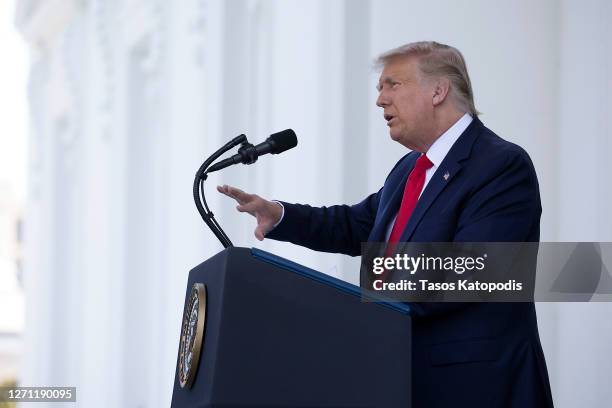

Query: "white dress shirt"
left=384, top=113, right=473, bottom=241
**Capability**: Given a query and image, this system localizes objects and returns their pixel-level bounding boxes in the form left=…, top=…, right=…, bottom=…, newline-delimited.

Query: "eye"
left=391, top=81, right=401, bottom=88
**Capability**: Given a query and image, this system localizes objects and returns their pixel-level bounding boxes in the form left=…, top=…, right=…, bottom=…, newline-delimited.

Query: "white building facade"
left=15, top=0, right=612, bottom=407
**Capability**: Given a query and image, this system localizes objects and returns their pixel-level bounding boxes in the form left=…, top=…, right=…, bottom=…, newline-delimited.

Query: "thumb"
left=254, top=225, right=266, bottom=241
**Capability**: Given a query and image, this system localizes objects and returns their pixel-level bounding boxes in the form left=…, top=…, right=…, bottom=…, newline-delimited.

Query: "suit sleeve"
left=453, top=147, right=541, bottom=242
left=265, top=188, right=383, bottom=257
left=409, top=147, right=542, bottom=319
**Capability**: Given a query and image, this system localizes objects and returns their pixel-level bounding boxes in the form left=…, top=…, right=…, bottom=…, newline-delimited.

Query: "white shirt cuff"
left=271, top=200, right=285, bottom=229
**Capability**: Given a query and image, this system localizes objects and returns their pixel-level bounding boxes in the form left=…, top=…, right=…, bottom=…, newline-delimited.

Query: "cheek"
left=396, top=92, right=423, bottom=119
left=417, top=91, right=433, bottom=112
left=395, top=98, right=414, bottom=121
left=407, top=96, right=429, bottom=120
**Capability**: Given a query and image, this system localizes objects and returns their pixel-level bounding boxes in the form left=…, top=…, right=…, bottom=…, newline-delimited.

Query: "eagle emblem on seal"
left=178, top=283, right=207, bottom=388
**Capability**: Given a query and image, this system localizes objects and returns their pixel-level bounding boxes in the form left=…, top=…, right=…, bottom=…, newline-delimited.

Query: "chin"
left=389, top=130, right=401, bottom=141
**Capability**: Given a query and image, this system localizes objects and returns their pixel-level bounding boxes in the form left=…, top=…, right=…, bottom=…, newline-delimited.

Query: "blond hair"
left=376, top=41, right=479, bottom=116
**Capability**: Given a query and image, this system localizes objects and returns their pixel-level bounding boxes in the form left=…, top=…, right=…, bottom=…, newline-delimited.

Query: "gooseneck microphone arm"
left=195, top=129, right=297, bottom=248
left=193, top=134, right=246, bottom=248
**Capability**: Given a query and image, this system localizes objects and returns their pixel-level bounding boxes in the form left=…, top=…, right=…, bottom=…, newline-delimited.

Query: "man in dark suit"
left=218, top=41, right=554, bottom=407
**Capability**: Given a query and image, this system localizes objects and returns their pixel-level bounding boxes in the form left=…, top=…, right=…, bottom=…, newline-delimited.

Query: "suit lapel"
left=400, top=117, right=483, bottom=241
left=368, top=154, right=418, bottom=242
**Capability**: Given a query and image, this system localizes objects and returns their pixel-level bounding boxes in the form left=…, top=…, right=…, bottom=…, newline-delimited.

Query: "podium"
left=171, top=247, right=412, bottom=407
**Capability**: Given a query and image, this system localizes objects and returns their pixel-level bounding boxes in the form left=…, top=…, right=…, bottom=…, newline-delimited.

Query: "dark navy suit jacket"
left=267, top=117, right=554, bottom=407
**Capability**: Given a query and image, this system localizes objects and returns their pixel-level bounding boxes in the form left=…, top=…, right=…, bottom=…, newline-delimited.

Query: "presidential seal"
left=178, top=283, right=207, bottom=388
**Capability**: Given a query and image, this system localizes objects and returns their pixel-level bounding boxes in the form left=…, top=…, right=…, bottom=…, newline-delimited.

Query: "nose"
left=376, top=90, right=389, bottom=108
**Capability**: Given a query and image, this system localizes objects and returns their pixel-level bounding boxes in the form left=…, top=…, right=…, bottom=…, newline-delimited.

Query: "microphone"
left=207, top=129, right=297, bottom=173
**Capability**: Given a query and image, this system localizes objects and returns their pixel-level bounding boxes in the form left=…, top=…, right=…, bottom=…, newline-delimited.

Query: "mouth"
left=384, top=114, right=395, bottom=126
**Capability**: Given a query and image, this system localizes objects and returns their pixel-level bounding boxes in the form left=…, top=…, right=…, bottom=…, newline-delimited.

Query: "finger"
left=216, top=185, right=234, bottom=199
left=217, top=184, right=238, bottom=197
left=236, top=202, right=257, bottom=214
left=217, top=185, right=251, bottom=204
left=254, top=226, right=265, bottom=241
left=226, top=185, right=252, bottom=204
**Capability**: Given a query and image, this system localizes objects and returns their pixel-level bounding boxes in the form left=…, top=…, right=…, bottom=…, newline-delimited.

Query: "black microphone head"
left=268, top=129, right=297, bottom=154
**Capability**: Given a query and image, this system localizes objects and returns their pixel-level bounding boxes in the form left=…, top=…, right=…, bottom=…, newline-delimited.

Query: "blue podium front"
left=171, top=247, right=412, bottom=407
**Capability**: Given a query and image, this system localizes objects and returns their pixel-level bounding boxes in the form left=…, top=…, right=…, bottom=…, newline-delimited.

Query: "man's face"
left=376, top=56, right=433, bottom=151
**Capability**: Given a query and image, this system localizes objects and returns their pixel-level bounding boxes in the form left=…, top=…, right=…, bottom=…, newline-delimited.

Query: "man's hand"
left=216, top=184, right=283, bottom=241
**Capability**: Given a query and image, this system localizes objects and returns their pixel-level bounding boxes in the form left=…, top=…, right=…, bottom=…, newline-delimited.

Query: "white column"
left=75, top=0, right=125, bottom=405
left=556, top=1, right=612, bottom=407
left=18, top=0, right=85, bottom=399
left=159, top=0, right=212, bottom=404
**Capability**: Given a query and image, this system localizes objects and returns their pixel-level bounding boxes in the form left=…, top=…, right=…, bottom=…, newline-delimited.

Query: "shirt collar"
left=425, top=113, right=473, bottom=168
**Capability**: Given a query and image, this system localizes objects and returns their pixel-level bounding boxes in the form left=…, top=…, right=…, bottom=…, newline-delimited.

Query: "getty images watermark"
left=360, top=242, right=612, bottom=302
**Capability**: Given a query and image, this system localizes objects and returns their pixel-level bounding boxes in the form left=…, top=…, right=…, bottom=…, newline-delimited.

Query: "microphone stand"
left=194, top=134, right=251, bottom=248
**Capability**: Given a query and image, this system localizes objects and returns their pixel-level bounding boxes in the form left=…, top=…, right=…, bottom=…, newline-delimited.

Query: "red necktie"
left=387, top=154, right=433, bottom=249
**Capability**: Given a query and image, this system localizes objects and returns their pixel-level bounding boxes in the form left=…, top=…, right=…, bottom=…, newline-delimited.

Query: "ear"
left=432, top=77, right=451, bottom=107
